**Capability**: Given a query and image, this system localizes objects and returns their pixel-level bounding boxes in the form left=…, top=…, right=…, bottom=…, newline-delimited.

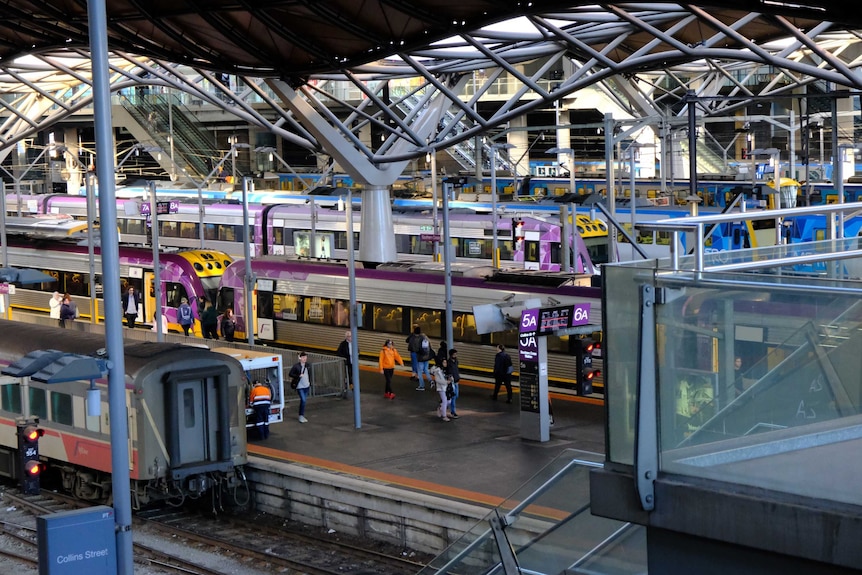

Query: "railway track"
left=138, top=506, right=429, bottom=575
left=0, top=487, right=429, bottom=575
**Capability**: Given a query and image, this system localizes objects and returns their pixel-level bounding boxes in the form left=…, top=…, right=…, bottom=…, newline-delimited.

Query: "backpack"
left=179, top=304, right=193, bottom=323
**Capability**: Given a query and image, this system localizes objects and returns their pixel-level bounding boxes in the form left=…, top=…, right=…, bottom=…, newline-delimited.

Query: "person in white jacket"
left=49, top=292, right=62, bottom=325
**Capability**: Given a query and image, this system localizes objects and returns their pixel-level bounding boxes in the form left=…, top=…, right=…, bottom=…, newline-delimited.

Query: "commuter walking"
left=336, top=331, right=354, bottom=388
left=445, top=348, right=461, bottom=418
left=406, top=325, right=421, bottom=381
left=430, top=364, right=451, bottom=422
left=491, top=344, right=514, bottom=403
left=249, top=380, right=272, bottom=439
left=413, top=329, right=434, bottom=391
left=289, top=352, right=311, bottom=423
left=178, top=297, right=194, bottom=336
left=122, top=286, right=140, bottom=329
left=378, top=339, right=404, bottom=399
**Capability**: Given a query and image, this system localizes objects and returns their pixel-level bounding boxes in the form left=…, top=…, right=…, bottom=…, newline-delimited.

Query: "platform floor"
left=248, top=367, right=606, bottom=507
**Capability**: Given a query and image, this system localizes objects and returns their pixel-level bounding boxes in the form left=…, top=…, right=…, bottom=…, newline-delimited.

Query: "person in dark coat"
left=336, top=331, right=354, bottom=388
left=445, top=348, right=461, bottom=418
left=121, top=286, right=140, bottom=329
left=435, top=340, right=449, bottom=368
left=201, top=303, right=219, bottom=339
left=220, top=307, right=236, bottom=342
left=492, top=344, right=514, bottom=403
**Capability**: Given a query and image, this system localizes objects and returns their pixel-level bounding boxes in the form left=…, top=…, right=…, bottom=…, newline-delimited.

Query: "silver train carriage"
left=217, top=259, right=604, bottom=395
left=0, top=320, right=249, bottom=508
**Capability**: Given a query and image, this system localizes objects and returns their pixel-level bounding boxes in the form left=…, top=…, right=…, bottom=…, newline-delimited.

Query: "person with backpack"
left=178, top=297, right=194, bottom=336
left=405, top=325, right=421, bottom=381
left=413, top=329, right=433, bottom=391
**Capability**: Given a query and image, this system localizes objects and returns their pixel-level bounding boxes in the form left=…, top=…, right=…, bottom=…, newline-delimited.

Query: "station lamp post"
left=548, top=147, right=575, bottom=272
left=489, top=142, right=515, bottom=268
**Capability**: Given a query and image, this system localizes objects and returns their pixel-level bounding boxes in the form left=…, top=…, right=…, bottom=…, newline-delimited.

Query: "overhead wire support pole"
left=87, top=0, right=134, bottom=572
left=242, top=177, right=255, bottom=346
left=148, top=181, right=164, bottom=342
left=347, top=187, right=361, bottom=428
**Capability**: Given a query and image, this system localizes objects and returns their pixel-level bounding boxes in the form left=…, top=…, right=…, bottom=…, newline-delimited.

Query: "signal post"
left=17, top=418, right=45, bottom=494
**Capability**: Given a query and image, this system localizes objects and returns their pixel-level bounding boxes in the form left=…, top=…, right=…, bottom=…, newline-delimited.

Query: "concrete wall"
left=247, top=457, right=488, bottom=554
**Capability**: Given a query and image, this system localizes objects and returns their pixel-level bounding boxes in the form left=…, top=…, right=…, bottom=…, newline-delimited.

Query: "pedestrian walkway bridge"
left=418, top=450, right=645, bottom=575
left=592, top=203, right=862, bottom=574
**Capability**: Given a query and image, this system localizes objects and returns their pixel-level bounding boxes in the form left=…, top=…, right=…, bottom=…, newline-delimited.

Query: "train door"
left=256, top=282, right=274, bottom=341
left=144, top=271, right=156, bottom=325
left=174, top=379, right=207, bottom=463
left=523, top=230, right=541, bottom=270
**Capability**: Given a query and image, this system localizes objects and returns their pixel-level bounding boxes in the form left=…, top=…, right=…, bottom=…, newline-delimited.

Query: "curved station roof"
left=0, top=1, right=853, bottom=76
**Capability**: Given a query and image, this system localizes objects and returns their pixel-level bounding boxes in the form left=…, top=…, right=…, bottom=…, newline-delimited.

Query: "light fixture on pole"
left=548, top=146, right=576, bottom=272
left=490, top=142, right=515, bottom=268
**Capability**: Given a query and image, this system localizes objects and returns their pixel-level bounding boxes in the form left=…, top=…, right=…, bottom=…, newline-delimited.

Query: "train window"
left=257, top=291, right=274, bottom=319
left=409, top=236, right=435, bottom=256
left=164, top=282, right=188, bottom=308
left=179, top=221, right=198, bottom=239
left=29, top=387, right=47, bottom=420
left=204, top=223, right=220, bottom=241
left=458, top=238, right=490, bottom=259
left=50, top=391, right=73, bottom=426
left=182, top=388, right=196, bottom=428
left=333, top=299, right=350, bottom=327
left=333, top=231, right=354, bottom=250
left=124, top=218, right=146, bottom=236
left=303, top=296, right=334, bottom=324
left=217, top=287, right=235, bottom=314
left=550, top=243, right=561, bottom=265
left=220, top=225, right=241, bottom=242
left=160, top=220, right=180, bottom=238
left=454, top=312, right=481, bottom=343
left=273, top=293, right=300, bottom=320
left=499, top=241, right=513, bottom=262
left=58, top=271, right=88, bottom=297
left=0, top=382, right=21, bottom=413
left=411, top=309, right=441, bottom=338
left=372, top=304, right=402, bottom=333
left=523, top=241, right=539, bottom=263
left=271, top=227, right=284, bottom=246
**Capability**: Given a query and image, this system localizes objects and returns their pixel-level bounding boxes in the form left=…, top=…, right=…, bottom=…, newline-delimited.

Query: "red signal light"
left=24, top=426, right=44, bottom=442
left=24, top=460, right=44, bottom=477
